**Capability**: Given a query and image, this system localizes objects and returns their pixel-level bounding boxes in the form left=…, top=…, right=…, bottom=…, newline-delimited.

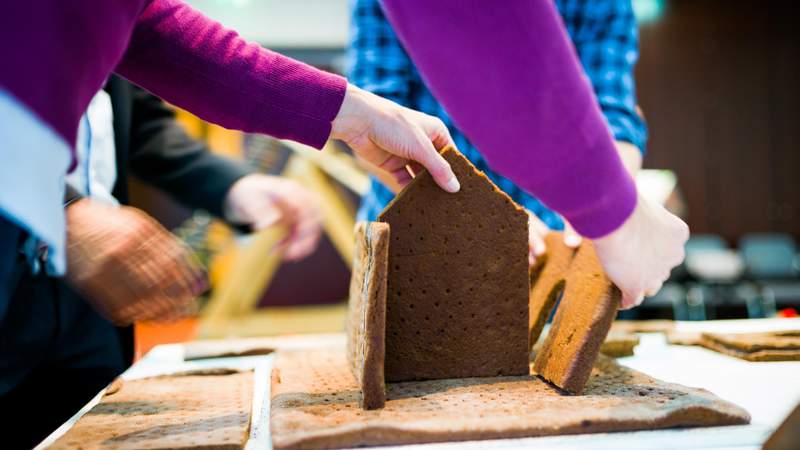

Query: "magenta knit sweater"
left=381, top=0, right=638, bottom=237
left=0, top=0, right=347, bottom=170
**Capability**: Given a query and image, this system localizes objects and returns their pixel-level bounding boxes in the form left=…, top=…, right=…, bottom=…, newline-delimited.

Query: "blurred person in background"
left=1, top=4, right=461, bottom=444
left=0, top=0, right=462, bottom=315
left=366, top=0, right=687, bottom=308
left=0, top=77, right=325, bottom=449
left=350, top=0, right=647, bottom=253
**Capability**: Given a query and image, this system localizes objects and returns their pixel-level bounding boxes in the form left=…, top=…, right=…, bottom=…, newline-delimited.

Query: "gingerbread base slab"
left=611, top=320, right=677, bottom=334
left=600, top=331, right=641, bottom=357
left=50, top=370, right=253, bottom=449
left=532, top=331, right=641, bottom=359
left=184, top=340, right=275, bottom=361
left=666, top=330, right=800, bottom=361
left=698, top=332, right=800, bottom=361
left=270, top=349, right=749, bottom=450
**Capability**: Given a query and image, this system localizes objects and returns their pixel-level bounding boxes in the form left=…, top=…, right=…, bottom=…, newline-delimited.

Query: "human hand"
left=593, top=192, right=689, bottom=310
left=331, top=84, right=460, bottom=193
left=65, top=199, right=207, bottom=325
left=224, top=174, right=323, bottom=262
left=527, top=212, right=582, bottom=266
left=614, top=141, right=643, bottom=176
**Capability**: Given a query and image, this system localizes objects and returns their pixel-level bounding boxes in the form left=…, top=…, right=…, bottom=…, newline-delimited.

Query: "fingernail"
left=565, top=234, right=581, bottom=247
left=445, top=175, right=460, bottom=193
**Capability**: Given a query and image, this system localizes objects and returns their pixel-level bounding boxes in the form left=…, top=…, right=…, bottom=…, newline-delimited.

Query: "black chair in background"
left=739, top=233, right=800, bottom=314
left=635, top=233, right=800, bottom=320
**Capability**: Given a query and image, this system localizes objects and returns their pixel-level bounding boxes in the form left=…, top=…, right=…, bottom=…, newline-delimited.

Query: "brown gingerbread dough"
left=378, top=146, right=529, bottom=381
left=611, top=320, right=676, bottom=334
left=764, top=402, right=800, bottom=450
left=528, top=232, right=576, bottom=350
left=51, top=370, right=253, bottom=449
left=270, top=348, right=749, bottom=450
left=533, top=241, right=620, bottom=394
left=699, top=331, right=800, bottom=361
left=345, top=221, right=390, bottom=409
left=599, top=331, right=641, bottom=357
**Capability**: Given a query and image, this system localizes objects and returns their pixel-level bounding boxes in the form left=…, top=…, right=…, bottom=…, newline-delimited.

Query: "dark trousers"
left=0, top=219, right=127, bottom=450
left=0, top=215, right=24, bottom=319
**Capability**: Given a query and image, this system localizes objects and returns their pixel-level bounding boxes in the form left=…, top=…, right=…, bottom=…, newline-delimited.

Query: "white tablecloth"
left=37, top=319, right=800, bottom=450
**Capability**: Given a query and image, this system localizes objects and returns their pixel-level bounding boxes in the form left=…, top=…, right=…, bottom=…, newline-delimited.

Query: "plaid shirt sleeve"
left=347, top=0, right=647, bottom=223
left=347, top=0, right=413, bottom=106
left=557, top=0, right=648, bottom=153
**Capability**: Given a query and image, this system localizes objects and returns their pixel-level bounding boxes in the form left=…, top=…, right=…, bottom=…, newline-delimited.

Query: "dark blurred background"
left=637, top=0, right=799, bottom=242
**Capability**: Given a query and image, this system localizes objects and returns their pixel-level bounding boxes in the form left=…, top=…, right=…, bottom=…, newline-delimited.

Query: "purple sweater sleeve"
left=116, top=0, right=347, bottom=149
left=380, top=0, right=637, bottom=238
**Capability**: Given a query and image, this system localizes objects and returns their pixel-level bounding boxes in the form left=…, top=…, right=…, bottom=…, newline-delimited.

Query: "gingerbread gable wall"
left=377, top=147, right=530, bottom=381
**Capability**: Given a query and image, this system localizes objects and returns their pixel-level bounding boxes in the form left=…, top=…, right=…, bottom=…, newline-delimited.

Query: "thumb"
left=563, top=220, right=582, bottom=248
left=620, top=290, right=645, bottom=310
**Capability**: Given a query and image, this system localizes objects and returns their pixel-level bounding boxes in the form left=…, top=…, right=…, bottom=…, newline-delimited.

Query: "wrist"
left=614, top=141, right=643, bottom=176
left=223, top=176, right=249, bottom=225
left=593, top=192, right=640, bottom=244
left=331, top=84, right=370, bottom=142
left=222, top=173, right=280, bottom=228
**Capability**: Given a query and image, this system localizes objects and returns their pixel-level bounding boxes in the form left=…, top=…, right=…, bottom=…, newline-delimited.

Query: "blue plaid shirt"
left=348, top=0, right=647, bottom=226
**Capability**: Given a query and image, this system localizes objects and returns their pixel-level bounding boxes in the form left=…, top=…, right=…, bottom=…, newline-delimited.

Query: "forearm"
left=131, top=147, right=252, bottom=219
left=615, top=141, right=642, bottom=176
left=380, top=0, right=637, bottom=238
left=116, top=0, right=347, bottom=149
left=126, top=92, right=253, bottom=218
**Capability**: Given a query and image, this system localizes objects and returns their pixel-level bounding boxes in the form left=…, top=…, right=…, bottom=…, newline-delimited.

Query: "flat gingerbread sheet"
left=699, top=331, right=800, bottom=361
left=50, top=369, right=253, bottom=449
left=270, top=348, right=749, bottom=450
